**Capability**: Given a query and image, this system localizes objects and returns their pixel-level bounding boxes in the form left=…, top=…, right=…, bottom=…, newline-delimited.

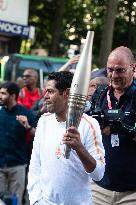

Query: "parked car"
left=0, top=53, right=68, bottom=89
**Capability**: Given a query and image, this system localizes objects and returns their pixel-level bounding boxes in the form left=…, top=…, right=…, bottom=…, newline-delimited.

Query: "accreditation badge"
left=111, top=134, right=119, bottom=147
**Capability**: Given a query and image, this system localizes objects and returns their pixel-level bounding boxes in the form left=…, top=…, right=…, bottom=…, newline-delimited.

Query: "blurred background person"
left=18, top=69, right=42, bottom=109
left=32, top=78, right=48, bottom=121
left=17, top=68, right=42, bottom=162
left=85, top=76, right=109, bottom=115
left=16, top=77, right=24, bottom=90
left=0, top=82, right=36, bottom=205
left=58, top=55, right=80, bottom=74
left=87, top=76, right=109, bottom=101
left=17, top=69, right=42, bottom=205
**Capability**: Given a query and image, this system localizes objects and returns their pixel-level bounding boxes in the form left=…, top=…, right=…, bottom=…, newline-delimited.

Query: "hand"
left=102, top=126, right=111, bottom=136
left=63, top=126, right=96, bottom=173
left=58, top=55, right=80, bottom=71
left=39, top=101, right=47, bottom=114
left=68, top=55, right=80, bottom=65
left=16, top=115, right=31, bottom=130
left=62, top=126, right=83, bottom=151
left=133, top=136, right=136, bottom=142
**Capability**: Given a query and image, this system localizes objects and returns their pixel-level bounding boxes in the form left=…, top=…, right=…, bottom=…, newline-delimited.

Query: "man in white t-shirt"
left=27, top=71, right=105, bottom=205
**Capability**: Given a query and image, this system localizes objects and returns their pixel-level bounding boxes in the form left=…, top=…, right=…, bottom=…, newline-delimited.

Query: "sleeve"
left=27, top=118, right=43, bottom=205
left=27, top=109, right=37, bottom=128
left=32, top=99, right=44, bottom=121
left=17, top=89, right=24, bottom=105
left=83, top=116, right=105, bottom=181
left=17, top=94, right=23, bottom=105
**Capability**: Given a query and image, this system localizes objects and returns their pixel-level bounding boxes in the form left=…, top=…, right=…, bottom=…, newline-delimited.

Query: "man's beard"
left=0, top=101, right=4, bottom=106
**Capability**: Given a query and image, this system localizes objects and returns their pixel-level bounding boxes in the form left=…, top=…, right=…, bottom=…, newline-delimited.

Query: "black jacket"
left=91, top=81, right=136, bottom=191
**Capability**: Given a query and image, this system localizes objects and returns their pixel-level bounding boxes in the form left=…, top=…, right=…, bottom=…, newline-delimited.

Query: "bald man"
left=91, top=46, right=136, bottom=205
left=18, top=69, right=42, bottom=109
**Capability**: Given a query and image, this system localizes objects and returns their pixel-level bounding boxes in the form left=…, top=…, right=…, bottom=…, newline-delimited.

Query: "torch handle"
left=65, top=94, right=87, bottom=158
left=65, top=31, right=94, bottom=159
left=65, top=144, right=71, bottom=159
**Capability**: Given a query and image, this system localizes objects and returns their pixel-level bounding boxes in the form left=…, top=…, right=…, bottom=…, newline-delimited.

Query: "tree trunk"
left=50, top=0, right=65, bottom=56
left=127, top=0, right=133, bottom=47
left=99, top=0, right=118, bottom=68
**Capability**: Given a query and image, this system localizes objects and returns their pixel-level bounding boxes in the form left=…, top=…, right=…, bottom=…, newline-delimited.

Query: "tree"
left=49, top=0, right=65, bottom=56
left=98, top=0, right=118, bottom=67
left=28, top=0, right=136, bottom=66
left=114, top=0, right=136, bottom=54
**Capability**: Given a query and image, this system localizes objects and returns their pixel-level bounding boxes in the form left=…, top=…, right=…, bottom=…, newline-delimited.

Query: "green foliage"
left=113, top=0, right=136, bottom=53
left=29, top=0, right=55, bottom=49
left=29, top=0, right=136, bottom=66
left=29, top=0, right=106, bottom=54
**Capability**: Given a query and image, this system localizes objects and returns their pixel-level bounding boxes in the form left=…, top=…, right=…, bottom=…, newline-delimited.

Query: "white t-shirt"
left=28, top=113, right=105, bottom=205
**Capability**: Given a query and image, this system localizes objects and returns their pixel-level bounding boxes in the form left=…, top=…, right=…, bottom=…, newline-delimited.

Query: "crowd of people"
left=0, top=45, right=136, bottom=205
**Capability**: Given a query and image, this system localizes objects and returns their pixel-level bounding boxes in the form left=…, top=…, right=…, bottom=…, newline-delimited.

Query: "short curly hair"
left=47, top=71, right=73, bottom=94
left=0, top=82, right=20, bottom=100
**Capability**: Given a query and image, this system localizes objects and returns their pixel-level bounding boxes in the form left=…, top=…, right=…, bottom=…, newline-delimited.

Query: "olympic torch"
left=65, top=31, right=94, bottom=159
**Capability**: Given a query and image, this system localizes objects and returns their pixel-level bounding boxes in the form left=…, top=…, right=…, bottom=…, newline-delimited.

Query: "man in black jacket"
left=91, top=46, right=136, bottom=205
left=0, top=82, right=36, bottom=205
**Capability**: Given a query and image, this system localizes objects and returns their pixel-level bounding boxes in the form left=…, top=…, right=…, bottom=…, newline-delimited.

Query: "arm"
left=17, top=89, right=24, bottom=105
left=36, top=100, right=47, bottom=118
left=63, top=126, right=96, bottom=173
left=32, top=98, right=47, bottom=120
left=27, top=119, right=42, bottom=205
left=83, top=117, right=105, bottom=181
left=63, top=117, right=105, bottom=180
left=58, top=55, right=80, bottom=71
left=16, top=115, right=36, bottom=136
left=17, top=93, right=23, bottom=105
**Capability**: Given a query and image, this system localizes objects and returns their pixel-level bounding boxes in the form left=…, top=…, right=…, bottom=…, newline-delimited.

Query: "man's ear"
left=130, top=63, right=136, bottom=72
left=63, top=88, right=70, bottom=98
left=11, top=93, right=16, bottom=101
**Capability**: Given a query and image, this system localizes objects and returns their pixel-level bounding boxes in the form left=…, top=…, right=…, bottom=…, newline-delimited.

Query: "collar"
left=4, top=104, right=18, bottom=112
left=109, top=81, right=136, bottom=97
left=107, top=81, right=136, bottom=109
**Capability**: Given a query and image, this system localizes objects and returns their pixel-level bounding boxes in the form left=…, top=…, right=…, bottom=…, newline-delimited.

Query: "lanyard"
left=107, top=85, right=112, bottom=109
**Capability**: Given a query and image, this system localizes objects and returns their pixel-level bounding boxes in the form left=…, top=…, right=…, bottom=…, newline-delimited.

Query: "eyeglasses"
left=22, top=75, right=32, bottom=78
left=107, top=67, right=128, bottom=74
